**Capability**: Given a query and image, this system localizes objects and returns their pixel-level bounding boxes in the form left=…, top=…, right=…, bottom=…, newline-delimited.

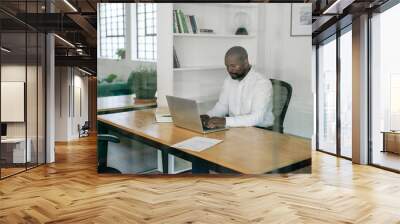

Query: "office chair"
left=97, top=134, right=122, bottom=173
left=260, top=79, right=292, bottom=133
left=79, top=121, right=90, bottom=138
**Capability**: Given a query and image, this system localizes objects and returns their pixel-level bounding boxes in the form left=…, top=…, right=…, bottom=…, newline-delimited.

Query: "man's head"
left=224, top=46, right=250, bottom=80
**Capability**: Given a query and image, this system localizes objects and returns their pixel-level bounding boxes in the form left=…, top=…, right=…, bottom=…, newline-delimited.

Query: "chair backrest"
left=270, top=79, right=292, bottom=133
left=82, top=121, right=90, bottom=130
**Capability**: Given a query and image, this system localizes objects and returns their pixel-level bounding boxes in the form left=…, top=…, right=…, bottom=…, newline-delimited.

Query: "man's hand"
left=200, top=114, right=210, bottom=127
left=206, top=117, right=226, bottom=129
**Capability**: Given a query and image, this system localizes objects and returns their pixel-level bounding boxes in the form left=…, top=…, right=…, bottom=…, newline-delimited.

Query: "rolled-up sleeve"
left=225, top=80, right=272, bottom=127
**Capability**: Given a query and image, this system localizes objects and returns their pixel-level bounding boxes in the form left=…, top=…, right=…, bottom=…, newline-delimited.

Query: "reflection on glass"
left=371, top=4, right=400, bottom=171
left=318, top=37, right=337, bottom=154
left=340, top=29, right=352, bottom=158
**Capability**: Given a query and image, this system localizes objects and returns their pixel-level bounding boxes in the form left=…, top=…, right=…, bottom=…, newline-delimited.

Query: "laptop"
left=166, top=95, right=228, bottom=134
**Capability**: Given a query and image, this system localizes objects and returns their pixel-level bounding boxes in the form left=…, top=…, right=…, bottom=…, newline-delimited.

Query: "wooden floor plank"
left=0, top=135, right=400, bottom=223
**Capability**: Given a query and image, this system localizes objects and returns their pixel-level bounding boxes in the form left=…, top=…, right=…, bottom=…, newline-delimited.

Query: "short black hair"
left=225, top=46, right=248, bottom=62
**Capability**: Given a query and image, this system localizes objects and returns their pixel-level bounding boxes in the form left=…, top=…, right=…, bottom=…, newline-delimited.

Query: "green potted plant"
left=103, top=73, right=118, bottom=83
left=128, top=66, right=157, bottom=103
left=116, top=48, right=126, bottom=60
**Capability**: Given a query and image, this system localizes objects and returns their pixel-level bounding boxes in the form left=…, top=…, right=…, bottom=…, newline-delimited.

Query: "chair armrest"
left=256, top=126, right=273, bottom=131
left=97, top=134, right=120, bottom=143
left=256, top=125, right=283, bottom=133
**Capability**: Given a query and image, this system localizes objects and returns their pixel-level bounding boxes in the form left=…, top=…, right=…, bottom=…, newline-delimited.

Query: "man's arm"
left=225, top=81, right=272, bottom=127
left=206, top=79, right=229, bottom=118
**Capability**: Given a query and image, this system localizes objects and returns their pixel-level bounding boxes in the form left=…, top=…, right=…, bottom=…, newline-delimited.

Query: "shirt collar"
left=239, top=66, right=253, bottom=83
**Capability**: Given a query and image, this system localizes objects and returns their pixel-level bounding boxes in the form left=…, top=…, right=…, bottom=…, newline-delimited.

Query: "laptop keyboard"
left=202, top=124, right=219, bottom=131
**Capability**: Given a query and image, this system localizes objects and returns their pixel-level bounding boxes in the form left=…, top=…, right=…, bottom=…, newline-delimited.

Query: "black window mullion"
left=336, top=29, right=341, bottom=157
left=36, top=0, right=39, bottom=168
left=25, top=0, right=28, bottom=171
left=367, top=11, right=373, bottom=165
left=316, top=45, right=320, bottom=151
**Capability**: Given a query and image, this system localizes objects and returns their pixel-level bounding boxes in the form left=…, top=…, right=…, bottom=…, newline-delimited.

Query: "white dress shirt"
left=207, top=68, right=274, bottom=128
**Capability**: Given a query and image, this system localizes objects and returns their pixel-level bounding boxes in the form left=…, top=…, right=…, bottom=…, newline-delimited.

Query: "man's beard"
left=230, top=72, right=244, bottom=80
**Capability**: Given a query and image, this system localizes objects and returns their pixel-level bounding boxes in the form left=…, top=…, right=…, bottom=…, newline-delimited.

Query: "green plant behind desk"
left=98, top=73, right=132, bottom=97
left=128, top=67, right=157, bottom=100
left=104, top=73, right=118, bottom=83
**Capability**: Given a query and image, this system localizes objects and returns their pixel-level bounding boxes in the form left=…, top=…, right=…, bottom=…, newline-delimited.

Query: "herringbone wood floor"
left=1, top=135, right=400, bottom=223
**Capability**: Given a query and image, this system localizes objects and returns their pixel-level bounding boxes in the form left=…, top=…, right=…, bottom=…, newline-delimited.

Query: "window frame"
left=99, top=3, right=126, bottom=59
left=136, top=3, right=157, bottom=61
left=315, top=24, right=353, bottom=160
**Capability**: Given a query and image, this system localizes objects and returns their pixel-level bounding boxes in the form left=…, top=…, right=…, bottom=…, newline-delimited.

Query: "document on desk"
left=155, top=113, right=173, bottom=123
left=172, top=136, right=223, bottom=152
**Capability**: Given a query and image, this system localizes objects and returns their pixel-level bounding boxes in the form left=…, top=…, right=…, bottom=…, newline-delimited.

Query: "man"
left=201, top=46, right=274, bottom=129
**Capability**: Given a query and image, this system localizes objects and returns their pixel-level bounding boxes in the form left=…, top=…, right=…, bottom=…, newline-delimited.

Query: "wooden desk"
left=97, top=94, right=157, bottom=115
left=1, top=138, right=31, bottom=165
left=97, top=109, right=311, bottom=174
left=382, top=131, right=400, bottom=154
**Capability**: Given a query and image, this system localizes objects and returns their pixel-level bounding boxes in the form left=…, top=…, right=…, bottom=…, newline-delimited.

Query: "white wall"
left=1, top=64, right=47, bottom=163
left=54, top=67, right=89, bottom=141
left=257, top=3, right=313, bottom=138
left=55, top=67, right=68, bottom=141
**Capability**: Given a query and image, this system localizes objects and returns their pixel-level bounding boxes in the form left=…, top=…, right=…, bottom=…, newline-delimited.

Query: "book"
left=173, top=10, right=177, bottom=33
left=173, top=10, right=180, bottom=33
left=178, top=9, right=185, bottom=33
left=173, top=47, right=180, bottom=68
left=178, top=9, right=189, bottom=33
left=185, top=15, right=193, bottom=34
left=189, top=15, right=198, bottom=33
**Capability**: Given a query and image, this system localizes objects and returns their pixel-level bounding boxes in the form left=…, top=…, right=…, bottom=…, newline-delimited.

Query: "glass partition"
left=1, top=31, right=28, bottom=177
left=0, top=1, right=46, bottom=179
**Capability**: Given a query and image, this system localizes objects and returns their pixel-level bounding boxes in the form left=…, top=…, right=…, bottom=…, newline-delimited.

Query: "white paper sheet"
left=155, top=113, right=173, bottom=123
left=172, top=136, right=223, bottom=152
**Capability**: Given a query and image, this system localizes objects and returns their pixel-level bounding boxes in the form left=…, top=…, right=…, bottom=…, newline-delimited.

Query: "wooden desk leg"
left=161, top=150, right=169, bottom=174
left=192, top=158, right=209, bottom=174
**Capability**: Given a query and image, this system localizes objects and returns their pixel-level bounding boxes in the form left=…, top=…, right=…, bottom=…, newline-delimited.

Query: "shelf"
left=173, top=65, right=225, bottom=72
left=220, top=3, right=258, bottom=7
left=193, top=3, right=258, bottom=8
left=174, top=33, right=256, bottom=38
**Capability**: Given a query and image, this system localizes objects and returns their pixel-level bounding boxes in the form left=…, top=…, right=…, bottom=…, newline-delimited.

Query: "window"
left=316, top=25, right=353, bottom=159
left=136, top=3, right=157, bottom=61
left=371, top=2, right=400, bottom=171
left=390, top=74, right=400, bottom=130
left=99, top=3, right=125, bottom=59
left=339, top=28, right=352, bottom=158
left=317, top=36, right=337, bottom=155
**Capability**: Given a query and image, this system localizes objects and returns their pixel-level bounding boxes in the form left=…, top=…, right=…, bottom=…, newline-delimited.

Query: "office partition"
left=0, top=1, right=47, bottom=179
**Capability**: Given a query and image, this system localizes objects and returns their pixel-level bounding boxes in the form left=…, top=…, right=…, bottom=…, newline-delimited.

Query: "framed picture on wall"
left=290, top=3, right=312, bottom=36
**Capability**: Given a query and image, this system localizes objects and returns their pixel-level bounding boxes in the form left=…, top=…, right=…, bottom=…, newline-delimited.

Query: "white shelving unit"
left=173, top=65, right=225, bottom=72
left=173, top=33, right=256, bottom=38
left=157, top=3, right=259, bottom=174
